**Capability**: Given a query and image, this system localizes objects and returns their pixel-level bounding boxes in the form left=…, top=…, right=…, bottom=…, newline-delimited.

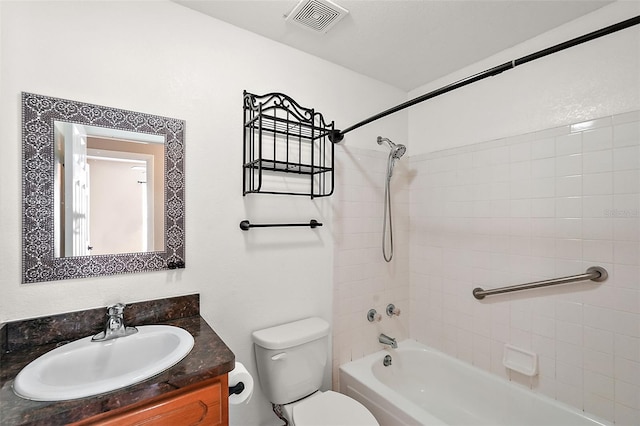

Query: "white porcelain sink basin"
left=13, top=325, right=194, bottom=401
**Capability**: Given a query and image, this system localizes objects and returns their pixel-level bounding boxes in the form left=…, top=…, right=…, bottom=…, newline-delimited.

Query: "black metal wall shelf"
left=243, top=91, right=335, bottom=198
left=244, top=159, right=332, bottom=175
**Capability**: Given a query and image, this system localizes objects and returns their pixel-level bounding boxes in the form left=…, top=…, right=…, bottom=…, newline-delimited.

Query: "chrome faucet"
left=378, top=333, right=397, bottom=349
left=92, top=303, right=138, bottom=342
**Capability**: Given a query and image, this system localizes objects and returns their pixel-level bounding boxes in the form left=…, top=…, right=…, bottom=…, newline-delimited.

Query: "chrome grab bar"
left=472, top=266, right=608, bottom=300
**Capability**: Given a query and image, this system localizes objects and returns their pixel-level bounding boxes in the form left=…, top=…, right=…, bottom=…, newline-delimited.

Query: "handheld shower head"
left=377, top=136, right=408, bottom=263
left=377, top=136, right=407, bottom=181
left=391, top=144, right=406, bottom=159
left=377, top=136, right=406, bottom=159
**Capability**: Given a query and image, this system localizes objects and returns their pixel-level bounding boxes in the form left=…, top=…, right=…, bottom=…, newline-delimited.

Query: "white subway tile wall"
left=331, top=145, right=411, bottom=390
left=409, top=111, right=640, bottom=424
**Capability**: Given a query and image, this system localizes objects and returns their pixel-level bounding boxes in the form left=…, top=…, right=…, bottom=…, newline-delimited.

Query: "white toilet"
left=252, top=317, right=379, bottom=426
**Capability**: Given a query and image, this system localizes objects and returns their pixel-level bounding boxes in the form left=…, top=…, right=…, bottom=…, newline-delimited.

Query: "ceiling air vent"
left=286, top=0, right=349, bottom=34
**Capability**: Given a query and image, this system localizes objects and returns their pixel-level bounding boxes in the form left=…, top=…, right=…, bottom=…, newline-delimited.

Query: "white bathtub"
left=339, top=340, right=609, bottom=426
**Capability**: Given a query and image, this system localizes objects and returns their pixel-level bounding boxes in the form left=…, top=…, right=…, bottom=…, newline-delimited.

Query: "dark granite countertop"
left=0, top=294, right=235, bottom=425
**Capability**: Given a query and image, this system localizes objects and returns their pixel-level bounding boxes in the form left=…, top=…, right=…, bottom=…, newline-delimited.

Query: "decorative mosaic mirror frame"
left=22, top=92, right=185, bottom=283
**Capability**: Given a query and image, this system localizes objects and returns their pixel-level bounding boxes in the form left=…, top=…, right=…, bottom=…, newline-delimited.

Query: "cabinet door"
left=76, top=376, right=228, bottom=426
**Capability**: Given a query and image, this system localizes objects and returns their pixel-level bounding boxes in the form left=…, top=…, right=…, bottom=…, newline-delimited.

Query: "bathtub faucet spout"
left=378, top=333, right=397, bottom=348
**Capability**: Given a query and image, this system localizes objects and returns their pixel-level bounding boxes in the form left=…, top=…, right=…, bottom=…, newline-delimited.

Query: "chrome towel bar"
left=472, top=266, right=608, bottom=300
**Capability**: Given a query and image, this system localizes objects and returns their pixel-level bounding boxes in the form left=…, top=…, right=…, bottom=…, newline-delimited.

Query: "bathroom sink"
left=13, top=325, right=194, bottom=401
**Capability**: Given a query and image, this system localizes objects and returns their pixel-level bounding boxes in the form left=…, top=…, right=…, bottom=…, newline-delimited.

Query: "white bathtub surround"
left=409, top=111, right=640, bottom=424
left=332, top=143, right=411, bottom=389
left=340, top=340, right=610, bottom=426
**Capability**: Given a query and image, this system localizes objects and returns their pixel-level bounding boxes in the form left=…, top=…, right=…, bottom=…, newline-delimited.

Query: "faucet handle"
left=107, top=303, right=126, bottom=316
left=367, top=309, right=382, bottom=322
left=386, top=303, right=401, bottom=317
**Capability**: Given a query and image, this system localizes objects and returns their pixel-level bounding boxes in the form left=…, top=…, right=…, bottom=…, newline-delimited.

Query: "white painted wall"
left=408, top=1, right=640, bottom=155
left=0, top=2, right=406, bottom=424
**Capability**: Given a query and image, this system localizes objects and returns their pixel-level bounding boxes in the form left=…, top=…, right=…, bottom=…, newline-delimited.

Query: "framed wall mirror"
left=22, top=92, right=185, bottom=283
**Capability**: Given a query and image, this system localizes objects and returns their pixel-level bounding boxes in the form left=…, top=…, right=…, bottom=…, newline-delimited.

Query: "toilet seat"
left=293, top=391, right=379, bottom=425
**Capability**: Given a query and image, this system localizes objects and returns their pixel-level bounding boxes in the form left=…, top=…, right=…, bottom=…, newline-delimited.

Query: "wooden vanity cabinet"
left=72, top=375, right=228, bottom=426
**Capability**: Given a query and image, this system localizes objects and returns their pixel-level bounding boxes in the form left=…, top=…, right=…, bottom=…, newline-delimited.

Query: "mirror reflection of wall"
left=53, top=122, right=165, bottom=257
left=88, top=155, right=146, bottom=255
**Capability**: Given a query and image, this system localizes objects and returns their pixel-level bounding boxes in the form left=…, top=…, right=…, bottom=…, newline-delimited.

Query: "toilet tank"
left=252, top=317, right=330, bottom=405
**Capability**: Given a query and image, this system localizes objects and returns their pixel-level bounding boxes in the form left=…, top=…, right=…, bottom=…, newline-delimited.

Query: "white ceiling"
left=176, top=0, right=613, bottom=91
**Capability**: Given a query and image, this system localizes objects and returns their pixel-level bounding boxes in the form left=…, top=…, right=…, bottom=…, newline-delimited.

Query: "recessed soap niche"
left=503, top=344, right=538, bottom=377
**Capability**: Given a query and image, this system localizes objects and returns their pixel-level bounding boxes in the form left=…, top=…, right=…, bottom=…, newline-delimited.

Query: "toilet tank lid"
left=252, top=317, right=329, bottom=350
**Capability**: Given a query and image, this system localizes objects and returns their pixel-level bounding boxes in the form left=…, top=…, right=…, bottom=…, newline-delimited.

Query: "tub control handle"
left=271, top=352, right=287, bottom=361
left=367, top=309, right=382, bottom=322
left=386, top=304, right=401, bottom=317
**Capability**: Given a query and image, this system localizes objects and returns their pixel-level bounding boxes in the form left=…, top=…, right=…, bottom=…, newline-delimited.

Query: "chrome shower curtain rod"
left=328, top=15, right=640, bottom=143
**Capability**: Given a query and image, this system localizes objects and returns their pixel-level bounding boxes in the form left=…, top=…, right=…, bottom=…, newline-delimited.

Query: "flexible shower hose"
left=382, top=153, right=394, bottom=262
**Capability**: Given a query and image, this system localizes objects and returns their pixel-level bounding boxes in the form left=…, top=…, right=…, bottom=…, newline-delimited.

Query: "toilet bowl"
left=283, top=390, right=378, bottom=426
left=252, top=317, right=378, bottom=426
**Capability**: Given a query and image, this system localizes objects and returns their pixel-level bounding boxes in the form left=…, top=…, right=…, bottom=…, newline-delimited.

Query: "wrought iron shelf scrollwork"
left=243, top=91, right=335, bottom=198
